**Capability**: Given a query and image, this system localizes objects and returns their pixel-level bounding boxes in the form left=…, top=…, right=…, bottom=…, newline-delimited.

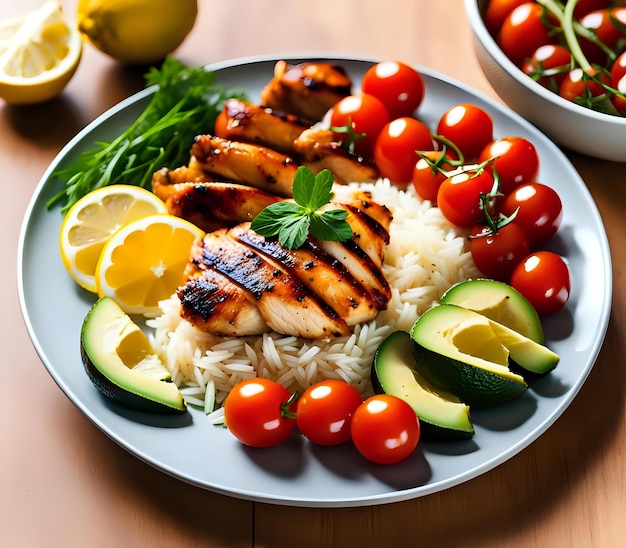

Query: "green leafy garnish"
left=48, top=56, right=247, bottom=212
left=251, top=167, right=353, bottom=249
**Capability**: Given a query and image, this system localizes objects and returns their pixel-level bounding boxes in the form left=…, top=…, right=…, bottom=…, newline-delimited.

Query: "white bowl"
left=465, top=0, right=626, bottom=162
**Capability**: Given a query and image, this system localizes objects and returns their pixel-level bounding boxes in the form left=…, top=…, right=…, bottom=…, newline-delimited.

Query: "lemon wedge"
left=59, top=185, right=169, bottom=293
left=95, top=214, right=204, bottom=315
left=77, top=0, right=197, bottom=65
left=0, top=1, right=82, bottom=104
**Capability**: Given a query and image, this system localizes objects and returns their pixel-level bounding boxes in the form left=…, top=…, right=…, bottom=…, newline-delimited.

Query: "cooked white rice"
left=147, top=180, right=480, bottom=408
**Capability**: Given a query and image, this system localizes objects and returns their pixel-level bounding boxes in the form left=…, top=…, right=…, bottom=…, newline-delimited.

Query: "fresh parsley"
left=48, top=56, right=247, bottom=212
left=251, top=167, right=353, bottom=249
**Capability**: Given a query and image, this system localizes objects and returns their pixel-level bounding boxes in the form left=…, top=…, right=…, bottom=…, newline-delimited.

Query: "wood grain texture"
left=2, top=0, right=625, bottom=546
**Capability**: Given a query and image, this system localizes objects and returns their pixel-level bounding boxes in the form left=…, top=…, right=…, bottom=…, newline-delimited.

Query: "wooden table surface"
left=2, top=0, right=625, bottom=546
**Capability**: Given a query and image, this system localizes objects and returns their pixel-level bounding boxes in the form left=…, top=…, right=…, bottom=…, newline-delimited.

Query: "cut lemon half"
left=95, top=214, right=204, bottom=315
left=0, top=1, right=83, bottom=104
left=60, top=185, right=169, bottom=293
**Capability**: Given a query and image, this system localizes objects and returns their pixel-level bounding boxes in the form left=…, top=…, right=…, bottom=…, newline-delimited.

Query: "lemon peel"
left=77, top=0, right=197, bottom=65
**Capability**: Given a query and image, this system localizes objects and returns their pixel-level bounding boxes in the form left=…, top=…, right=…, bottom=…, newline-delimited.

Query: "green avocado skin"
left=80, top=342, right=186, bottom=414
left=371, top=331, right=475, bottom=440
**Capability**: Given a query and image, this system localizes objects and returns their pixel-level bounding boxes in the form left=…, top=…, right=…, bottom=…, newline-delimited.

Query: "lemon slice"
left=0, top=1, right=82, bottom=104
left=95, top=214, right=204, bottom=315
left=60, top=185, right=169, bottom=293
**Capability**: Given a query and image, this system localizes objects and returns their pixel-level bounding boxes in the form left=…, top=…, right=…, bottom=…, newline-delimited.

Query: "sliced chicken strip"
left=214, top=98, right=308, bottom=155
left=229, top=224, right=378, bottom=326
left=260, top=60, right=352, bottom=123
left=153, top=178, right=280, bottom=233
left=190, top=135, right=298, bottom=198
left=198, top=228, right=350, bottom=338
left=293, top=126, right=379, bottom=184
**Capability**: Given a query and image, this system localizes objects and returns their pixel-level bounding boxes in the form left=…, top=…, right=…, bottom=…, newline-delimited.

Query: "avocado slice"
left=440, top=278, right=544, bottom=343
left=80, top=297, right=186, bottom=414
left=372, top=331, right=474, bottom=440
left=410, top=304, right=528, bottom=408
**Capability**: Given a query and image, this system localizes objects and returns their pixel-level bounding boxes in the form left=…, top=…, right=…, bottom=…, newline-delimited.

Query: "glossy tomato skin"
left=436, top=103, right=494, bottom=162
left=522, top=44, right=573, bottom=92
left=559, top=66, right=611, bottom=104
left=330, top=93, right=391, bottom=158
left=296, top=380, right=363, bottom=446
left=485, top=0, right=528, bottom=35
left=478, top=136, right=540, bottom=195
left=498, top=3, right=553, bottom=67
left=610, top=52, right=626, bottom=114
left=510, top=251, right=571, bottom=315
left=374, top=117, right=435, bottom=183
left=350, top=394, right=420, bottom=465
left=578, top=8, right=626, bottom=65
left=412, top=151, right=455, bottom=203
left=437, top=168, right=495, bottom=228
left=502, top=182, right=563, bottom=246
left=470, top=222, right=530, bottom=282
left=361, top=61, right=425, bottom=119
left=224, top=378, right=296, bottom=448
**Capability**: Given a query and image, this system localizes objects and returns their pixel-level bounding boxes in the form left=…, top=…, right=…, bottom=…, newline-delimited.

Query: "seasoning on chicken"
left=260, top=60, right=352, bottom=123
left=152, top=167, right=281, bottom=233
left=293, top=126, right=379, bottom=184
left=189, top=135, right=298, bottom=198
left=184, top=227, right=351, bottom=339
left=214, top=98, right=309, bottom=155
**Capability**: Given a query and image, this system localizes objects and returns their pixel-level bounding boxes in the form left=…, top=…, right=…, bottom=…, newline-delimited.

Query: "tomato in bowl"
left=465, top=0, right=626, bottom=162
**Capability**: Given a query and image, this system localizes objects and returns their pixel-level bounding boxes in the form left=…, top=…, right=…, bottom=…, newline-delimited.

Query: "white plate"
left=18, top=56, right=612, bottom=508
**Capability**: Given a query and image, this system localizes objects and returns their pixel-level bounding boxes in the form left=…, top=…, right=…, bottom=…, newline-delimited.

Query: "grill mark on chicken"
left=229, top=224, right=378, bottom=326
left=177, top=264, right=269, bottom=337
left=214, top=98, right=308, bottom=156
left=260, top=60, right=352, bottom=123
left=190, top=135, right=298, bottom=198
left=194, top=228, right=350, bottom=338
left=339, top=202, right=391, bottom=269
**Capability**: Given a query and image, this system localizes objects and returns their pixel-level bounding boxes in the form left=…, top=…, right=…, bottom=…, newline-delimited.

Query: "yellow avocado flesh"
left=81, top=297, right=186, bottom=413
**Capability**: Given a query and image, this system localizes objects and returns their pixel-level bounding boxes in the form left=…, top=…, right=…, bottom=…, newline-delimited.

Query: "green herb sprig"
left=251, top=166, right=353, bottom=249
left=48, top=56, right=247, bottom=212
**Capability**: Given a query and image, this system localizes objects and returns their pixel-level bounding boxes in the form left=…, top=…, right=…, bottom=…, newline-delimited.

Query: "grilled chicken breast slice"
left=190, top=135, right=298, bottom=198
left=193, top=228, right=350, bottom=338
left=293, top=126, right=379, bottom=184
left=152, top=177, right=280, bottom=233
left=229, top=224, right=378, bottom=326
left=179, top=259, right=269, bottom=337
left=214, top=98, right=308, bottom=156
left=260, top=60, right=352, bottom=123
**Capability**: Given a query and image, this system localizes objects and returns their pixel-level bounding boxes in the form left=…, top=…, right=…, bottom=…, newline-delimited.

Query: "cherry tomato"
left=573, top=0, right=613, bottom=18
left=224, top=378, right=296, bottom=448
left=437, top=168, right=495, bottom=228
left=412, top=151, right=455, bottom=203
left=501, top=182, right=563, bottom=246
left=610, top=51, right=626, bottom=114
left=559, top=66, right=611, bottom=104
left=350, top=394, right=420, bottom=465
left=436, top=103, right=494, bottom=162
left=361, top=61, right=426, bottom=119
left=330, top=93, right=391, bottom=157
left=510, top=251, right=571, bottom=315
left=578, top=8, right=626, bottom=65
left=497, top=3, right=553, bottom=67
left=470, top=222, right=530, bottom=282
left=485, top=0, right=528, bottom=36
left=374, top=117, right=435, bottom=183
left=295, top=380, right=363, bottom=446
left=478, top=136, right=540, bottom=195
left=522, top=44, right=573, bottom=92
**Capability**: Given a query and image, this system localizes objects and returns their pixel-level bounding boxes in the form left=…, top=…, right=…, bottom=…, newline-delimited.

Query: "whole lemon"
left=77, top=0, right=197, bottom=65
